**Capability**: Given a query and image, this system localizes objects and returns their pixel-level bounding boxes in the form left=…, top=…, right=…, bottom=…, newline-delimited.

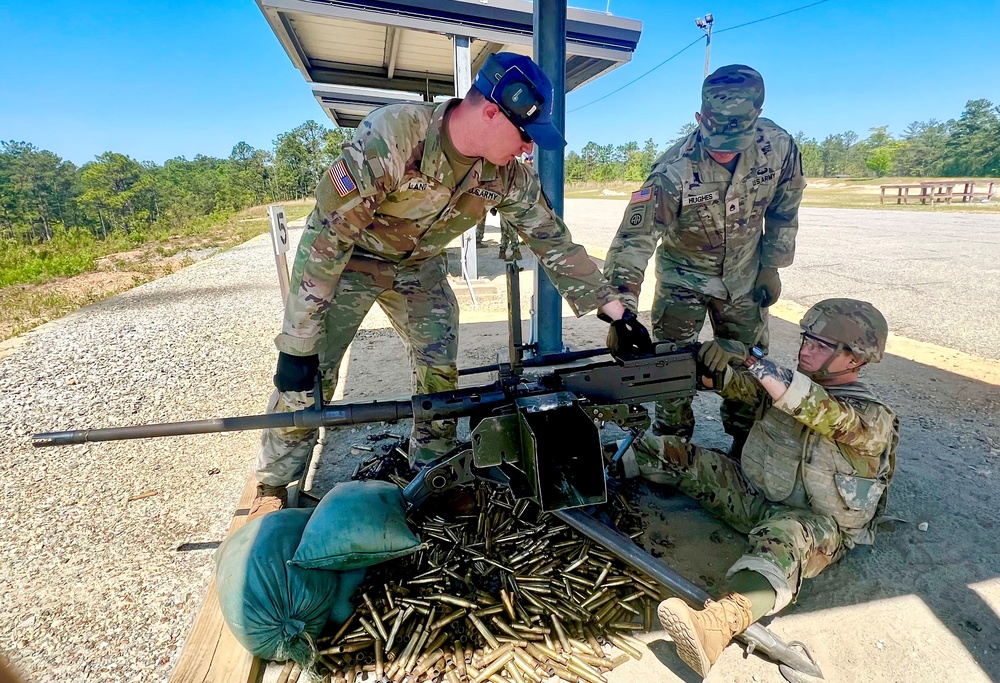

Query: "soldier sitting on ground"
left=632, top=299, right=898, bottom=677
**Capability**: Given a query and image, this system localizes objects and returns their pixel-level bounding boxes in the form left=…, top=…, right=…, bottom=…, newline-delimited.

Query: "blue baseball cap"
left=473, top=52, right=566, bottom=150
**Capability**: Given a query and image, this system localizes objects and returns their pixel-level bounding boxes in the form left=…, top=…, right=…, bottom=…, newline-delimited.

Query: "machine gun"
left=32, top=263, right=822, bottom=681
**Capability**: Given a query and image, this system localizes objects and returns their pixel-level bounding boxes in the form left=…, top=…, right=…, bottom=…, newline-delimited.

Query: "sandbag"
left=290, top=480, right=421, bottom=570
left=215, top=508, right=340, bottom=664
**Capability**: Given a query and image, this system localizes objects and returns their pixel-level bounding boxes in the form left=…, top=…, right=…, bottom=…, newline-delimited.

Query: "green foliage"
left=0, top=121, right=354, bottom=288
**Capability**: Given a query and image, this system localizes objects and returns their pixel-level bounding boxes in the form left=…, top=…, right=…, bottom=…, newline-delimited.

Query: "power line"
left=568, top=37, right=703, bottom=113
left=715, top=0, right=831, bottom=34
left=568, top=0, right=834, bottom=113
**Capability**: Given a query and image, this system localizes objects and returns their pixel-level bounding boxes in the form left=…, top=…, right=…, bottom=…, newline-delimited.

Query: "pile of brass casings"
left=311, top=480, right=665, bottom=683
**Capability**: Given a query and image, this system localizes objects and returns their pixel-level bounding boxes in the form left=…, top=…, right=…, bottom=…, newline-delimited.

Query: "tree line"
left=2, top=98, right=998, bottom=249
left=0, top=121, right=351, bottom=246
left=567, top=98, right=1000, bottom=183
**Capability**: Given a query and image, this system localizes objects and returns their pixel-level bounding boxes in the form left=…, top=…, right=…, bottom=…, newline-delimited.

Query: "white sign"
left=268, top=204, right=289, bottom=254
left=268, top=204, right=291, bottom=302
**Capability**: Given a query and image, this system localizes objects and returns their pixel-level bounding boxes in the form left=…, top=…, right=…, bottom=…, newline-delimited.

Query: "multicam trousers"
left=256, top=256, right=459, bottom=485
left=650, top=284, right=769, bottom=451
left=634, top=436, right=846, bottom=613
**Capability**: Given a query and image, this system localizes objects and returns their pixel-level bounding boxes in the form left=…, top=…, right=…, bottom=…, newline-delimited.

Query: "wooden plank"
left=169, top=475, right=264, bottom=683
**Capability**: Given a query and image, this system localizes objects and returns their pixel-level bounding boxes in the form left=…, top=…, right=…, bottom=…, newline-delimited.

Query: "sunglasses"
left=799, top=332, right=838, bottom=352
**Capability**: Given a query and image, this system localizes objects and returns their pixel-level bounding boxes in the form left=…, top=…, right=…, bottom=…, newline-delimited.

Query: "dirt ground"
left=279, top=212, right=1000, bottom=683
left=5, top=202, right=997, bottom=683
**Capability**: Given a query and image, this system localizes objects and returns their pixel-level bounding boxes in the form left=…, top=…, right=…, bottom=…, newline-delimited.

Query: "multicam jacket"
left=603, top=119, right=806, bottom=309
left=722, top=367, right=899, bottom=545
left=277, top=100, right=615, bottom=355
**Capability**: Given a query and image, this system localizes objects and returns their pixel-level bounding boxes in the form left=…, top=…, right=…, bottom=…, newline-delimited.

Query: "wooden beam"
left=168, top=475, right=264, bottom=683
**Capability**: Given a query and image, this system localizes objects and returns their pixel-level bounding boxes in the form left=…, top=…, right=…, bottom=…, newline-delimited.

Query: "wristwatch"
left=744, top=346, right=765, bottom=367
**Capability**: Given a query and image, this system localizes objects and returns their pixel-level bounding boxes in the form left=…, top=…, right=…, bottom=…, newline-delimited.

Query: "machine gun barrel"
left=32, top=346, right=695, bottom=448
left=32, top=399, right=416, bottom=447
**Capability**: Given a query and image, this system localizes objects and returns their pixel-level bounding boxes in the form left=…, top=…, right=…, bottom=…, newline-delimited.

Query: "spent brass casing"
left=385, top=605, right=413, bottom=652
left=472, top=651, right=514, bottom=683
left=506, top=660, right=527, bottom=683
left=606, top=634, right=643, bottom=660
left=467, top=612, right=500, bottom=649
left=430, top=594, right=479, bottom=609
left=357, top=616, right=382, bottom=642
left=550, top=614, right=571, bottom=654
left=568, top=656, right=608, bottom=683
left=429, top=608, right=467, bottom=631
left=593, top=562, right=612, bottom=589
left=318, top=640, right=373, bottom=655
left=374, top=639, right=384, bottom=679
left=326, top=611, right=358, bottom=645
left=362, top=593, right=388, bottom=641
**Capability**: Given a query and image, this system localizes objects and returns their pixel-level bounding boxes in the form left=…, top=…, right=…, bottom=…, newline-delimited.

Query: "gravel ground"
left=561, top=202, right=1000, bottom=360
left=3, top=202, right=1000, bottom=682
left=1, top=232, right=286, bottom=681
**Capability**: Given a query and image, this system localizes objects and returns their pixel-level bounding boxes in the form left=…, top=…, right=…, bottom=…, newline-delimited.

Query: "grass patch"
left=565, top=178, right=1000, bottom=212
left=0, top=199, right=314, bottom=342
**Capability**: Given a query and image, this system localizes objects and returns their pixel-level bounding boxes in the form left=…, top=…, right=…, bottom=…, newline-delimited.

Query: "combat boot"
left=248, top=482, right=288, bottom=520
left=511, top=246, right=522, bottom=261
left=657, top=593, right=753, bottom=677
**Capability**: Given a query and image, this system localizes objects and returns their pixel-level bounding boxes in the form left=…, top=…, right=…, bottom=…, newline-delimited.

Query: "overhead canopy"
left=257, top=0, right=642, bottom=119
left=311, top=84, right=425, bottom=127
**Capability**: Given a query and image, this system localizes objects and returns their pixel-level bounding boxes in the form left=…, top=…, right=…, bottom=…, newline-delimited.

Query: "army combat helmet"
left=799, top=298, right=888, bottom=378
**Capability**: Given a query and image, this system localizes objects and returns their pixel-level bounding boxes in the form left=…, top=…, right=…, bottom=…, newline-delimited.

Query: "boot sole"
left=657, top=598, right=712, bottom=678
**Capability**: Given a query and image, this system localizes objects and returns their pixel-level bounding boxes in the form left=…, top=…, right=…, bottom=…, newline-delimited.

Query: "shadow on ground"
left=294, top=293, right=1000, bottom=681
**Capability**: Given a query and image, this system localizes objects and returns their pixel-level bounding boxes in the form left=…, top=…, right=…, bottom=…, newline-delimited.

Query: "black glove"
left=607, top=309, right=654, bottom=360
left=697, top=339, right=749, bottom=373
left=273, top=352, right=320, bottom=393
left=753, top=267, right=781, bottom=307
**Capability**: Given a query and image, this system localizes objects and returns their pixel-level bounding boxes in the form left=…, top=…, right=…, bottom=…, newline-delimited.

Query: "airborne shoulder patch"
left=329, top=160, right=357, bottom=198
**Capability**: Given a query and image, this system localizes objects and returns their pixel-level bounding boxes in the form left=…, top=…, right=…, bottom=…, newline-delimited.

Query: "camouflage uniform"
left=257, top=100, right=615, bottom=483
left=603, top=66, right=806, bottom=448
left=477, top=204, right=523, bottom=261
left=635, top=366, right=898, bottom=613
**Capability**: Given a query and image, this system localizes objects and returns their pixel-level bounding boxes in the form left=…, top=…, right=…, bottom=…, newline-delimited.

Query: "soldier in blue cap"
left=250, top=53, right=651, bottom=517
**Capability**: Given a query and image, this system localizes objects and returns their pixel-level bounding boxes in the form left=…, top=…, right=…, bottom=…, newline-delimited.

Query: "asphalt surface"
left=560, top=201, right=1000, bottom=360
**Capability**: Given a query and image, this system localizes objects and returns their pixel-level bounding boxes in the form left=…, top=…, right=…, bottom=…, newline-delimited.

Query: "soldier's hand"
left=698, top=339, right=748, bottom=373
left=754, top=267, right=781, bottom=307
left=607, top=310, right=654, bottom=360
left=274, top=352, right=320, bottom=393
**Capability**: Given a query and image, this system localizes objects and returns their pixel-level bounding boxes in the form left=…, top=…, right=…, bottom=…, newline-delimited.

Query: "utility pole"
left=695, top=14, right=714, bottom=78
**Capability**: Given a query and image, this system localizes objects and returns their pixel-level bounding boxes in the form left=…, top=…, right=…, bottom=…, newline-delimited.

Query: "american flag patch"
left=329, top=160, right=357, bottom=197
left=630, top=187, right=651, bottom=203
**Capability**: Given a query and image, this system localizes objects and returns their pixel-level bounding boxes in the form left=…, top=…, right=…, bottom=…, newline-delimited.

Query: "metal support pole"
left=454, top=35, right=478, bottom=282
left=703, top=23, right=712, bottom=78
left=531, top=0, right=567, bottom=356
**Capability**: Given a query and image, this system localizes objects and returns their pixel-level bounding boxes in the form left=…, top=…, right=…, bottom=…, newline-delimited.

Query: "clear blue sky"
left=0, top=0, right=995, bottom=166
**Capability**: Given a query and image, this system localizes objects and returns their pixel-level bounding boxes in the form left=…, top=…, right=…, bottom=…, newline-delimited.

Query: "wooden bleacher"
left=168, top=475, right=264, bottom=683
left=880, top=180, right=996, bottom=205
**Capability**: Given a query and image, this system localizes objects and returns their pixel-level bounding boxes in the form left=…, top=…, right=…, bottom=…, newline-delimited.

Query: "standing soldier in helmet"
left=249, top=53, right=651, bottom=518
left=603, top=64, right=806, bottom=457
left=632, top=299, right=898, bottom=677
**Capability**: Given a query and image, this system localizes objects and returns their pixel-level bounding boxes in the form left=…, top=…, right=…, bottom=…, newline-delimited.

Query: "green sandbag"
left=215, top=508, right=339, bottom=664
left=290, top=480, right=421, bottom=571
